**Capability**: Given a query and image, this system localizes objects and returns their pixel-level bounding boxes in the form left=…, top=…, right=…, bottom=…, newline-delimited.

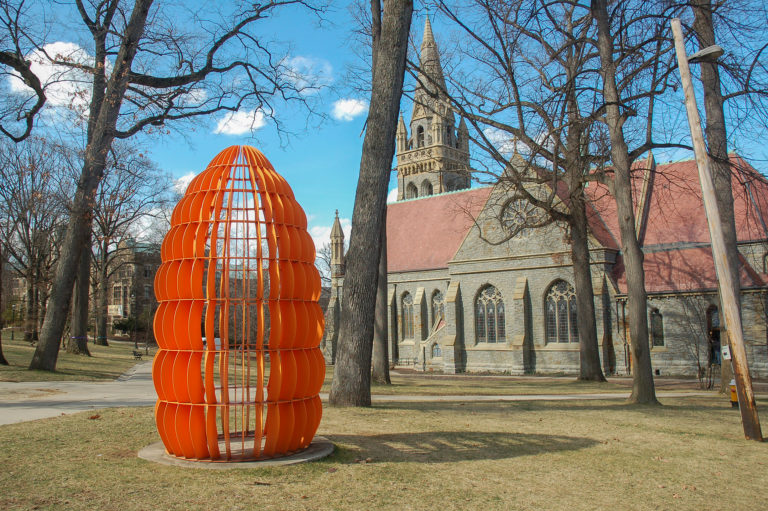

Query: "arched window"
left=545, top=280, right=578, bottom=343
left=475, top=285, right=506, bottom=343
left=650, top=308, right=664, bottom=347
left=763, top=253, right=768, bottom=273
left=420, top=180, right=433, bottom=197
left=416, top=126, right=425, bottom=147
left=431, top=290, right=445, bottom=327
left=405, top=182, right=418, bottom=199
left=431, top=343, right=442, bottom=358
left=402, top=292, right=414, bottom=339
left=445, top=125, right=452, bottom=145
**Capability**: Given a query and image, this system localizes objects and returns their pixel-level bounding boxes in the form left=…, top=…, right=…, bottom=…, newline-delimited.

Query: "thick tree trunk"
left=692, top=0, right=742, bottom=356
left=372, top=213, right=391, bottom=384
left=67, top=235, right=91, bottom=355
left=29, top=0, right=152, bottom=371
left=592, top=0, right=658, bottom=404
left=328, top=0, right=412, bottom=406
left=0, top=247, right=7, bottom=365
left=95, top=248, right=110, bottom=346
left=569, top=197, right=606, bottom=381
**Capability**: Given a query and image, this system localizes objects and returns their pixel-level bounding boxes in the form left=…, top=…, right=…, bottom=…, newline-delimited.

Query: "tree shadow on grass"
left=327, top=430, right=597, bottom=464
left=374, top=398, right=725, bottom=416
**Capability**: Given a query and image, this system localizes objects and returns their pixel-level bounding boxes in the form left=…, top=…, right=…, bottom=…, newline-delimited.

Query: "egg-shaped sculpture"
left=152, top=145, right=325, bottom=461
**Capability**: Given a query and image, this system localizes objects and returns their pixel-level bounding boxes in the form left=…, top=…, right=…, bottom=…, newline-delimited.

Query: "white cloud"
left=173, top=171, right=196, bottom=194
left=387, top=188, right=398, bottom=203
left=331, top=98, right=368, bottom=121
left=8, top=41, right=102, bottom=117
left=482, top=127, right=519, bottom=155
left=283, top=56, right=333, bottom=95
left=213, top=109, right=267, bottom=135
left=308, top=217, right=351, bottom=253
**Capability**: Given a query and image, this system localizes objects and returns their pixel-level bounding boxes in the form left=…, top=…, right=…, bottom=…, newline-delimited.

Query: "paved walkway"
left=1, top=361, right=732, bottom=426
left=0, top=361, right=156, bottom=425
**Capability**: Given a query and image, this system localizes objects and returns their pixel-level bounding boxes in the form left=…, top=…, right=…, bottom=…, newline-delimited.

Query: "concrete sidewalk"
left=0, top=361, right=156, bottom=425
left=1, top=361, right=727, bottom=426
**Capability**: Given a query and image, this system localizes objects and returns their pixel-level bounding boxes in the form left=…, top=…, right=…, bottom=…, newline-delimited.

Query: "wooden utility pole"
left=671, top=18, right=762, bottom=441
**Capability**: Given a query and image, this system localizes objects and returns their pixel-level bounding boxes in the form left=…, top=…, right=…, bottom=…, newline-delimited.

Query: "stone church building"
left=322, top=19, right=768, bottom=378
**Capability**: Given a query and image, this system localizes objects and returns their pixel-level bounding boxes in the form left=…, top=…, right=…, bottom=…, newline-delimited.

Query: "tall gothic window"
left=421, top=180, right=433, bottom=197
left=431, top=290, right=445, bottom=327
left=650, top=308, right=664, bottom=347
left=406, top=182, right=418, bottom=199
left=475, top=285, right=506, bottom=343
left=402, top=292, right=414, bottom=339
left=545, top=280, right=578, bottom=343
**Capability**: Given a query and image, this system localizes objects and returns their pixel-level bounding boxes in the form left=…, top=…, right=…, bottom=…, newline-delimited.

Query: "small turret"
left=396, top=115, right=408, bottom=154
left=457, top=117, right=469, bottom=152
left=330, top=210, right=345, bottom=278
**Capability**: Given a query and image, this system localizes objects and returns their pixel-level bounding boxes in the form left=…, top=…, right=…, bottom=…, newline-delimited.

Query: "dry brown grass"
left=0, top=334, right=142, bottom=382
left=1, top=395, right=766, bottom=511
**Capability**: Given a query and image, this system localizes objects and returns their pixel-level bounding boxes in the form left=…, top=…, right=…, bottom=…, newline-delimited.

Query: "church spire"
left=330, top=210, right=345, bottom=278
left=412, top=17, right=447, bottom=121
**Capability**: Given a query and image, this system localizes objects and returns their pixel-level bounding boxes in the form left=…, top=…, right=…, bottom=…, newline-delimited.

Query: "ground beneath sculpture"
left=138, top=436, right=334, bottom=469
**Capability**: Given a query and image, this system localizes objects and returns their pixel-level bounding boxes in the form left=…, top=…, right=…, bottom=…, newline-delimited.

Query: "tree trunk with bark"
left=692, top=0, right=742, bottom=350
left=329, top=0, right=412, bottom=406
left=0, top=245, right=8, bottom=365
left=67, top=235, right=91, bottom=355
left=30, top=0, right=153, bottom=371
left=592, top=0, right=658, bottom=404
left=372, top=214, right=391, bottom=384
left=569, top=195, right=606, bottom=381
left=95, top=241, right=110, bottom=346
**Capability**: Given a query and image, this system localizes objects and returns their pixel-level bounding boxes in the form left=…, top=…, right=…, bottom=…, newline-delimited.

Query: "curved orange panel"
left=153, top=145, right=325, bottom=462
left=289, top=399, right=307, bottom=451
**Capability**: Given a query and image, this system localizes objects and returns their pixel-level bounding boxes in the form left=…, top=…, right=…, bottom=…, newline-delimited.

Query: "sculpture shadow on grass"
left=328, top=430, right=597, bottom=464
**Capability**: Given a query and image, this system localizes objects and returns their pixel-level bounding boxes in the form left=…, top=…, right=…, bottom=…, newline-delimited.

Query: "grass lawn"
left=1, top=395, right=766, bottom=511
left=0, top=332, right=143, bottom=382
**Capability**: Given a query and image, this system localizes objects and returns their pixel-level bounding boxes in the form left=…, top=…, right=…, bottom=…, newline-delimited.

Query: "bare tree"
left=316, top=242, right=332, bottom=288
left=0, top=243, right=9, bottom=364
left=86, top=142, right=169, bottom=347
left=0, top=137, right=66, bottom=344
left=430, top=0, right=606, bottom=380
left=5, top=0, right=329, bottom=371
left=591, top=0, right=665, bottom=403
left=0, top=0, right=46, bottom=142
left=329, top=0, right=413, bottom=406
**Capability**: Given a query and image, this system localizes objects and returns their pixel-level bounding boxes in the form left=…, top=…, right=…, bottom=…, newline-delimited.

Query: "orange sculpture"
left=152, top=145, right=325, bottom=461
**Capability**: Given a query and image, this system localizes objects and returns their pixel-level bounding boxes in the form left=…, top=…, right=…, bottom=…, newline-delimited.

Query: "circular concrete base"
left=138, top=436, right=334, bottom=469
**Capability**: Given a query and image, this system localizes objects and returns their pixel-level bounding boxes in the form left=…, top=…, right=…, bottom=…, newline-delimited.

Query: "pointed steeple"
left=330, top=209, right=344, bottom=240
left=412, top=17, right=447, bottom=121
left=330, top=210, right=345, bottom=278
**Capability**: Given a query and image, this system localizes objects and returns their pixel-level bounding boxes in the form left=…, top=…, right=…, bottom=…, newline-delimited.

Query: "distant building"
left=323, top=19, right=768, bottom=378
left=106, top=240, right=161, bottom=335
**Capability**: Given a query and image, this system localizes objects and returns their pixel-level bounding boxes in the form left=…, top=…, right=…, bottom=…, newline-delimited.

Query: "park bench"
left=132, top=350, right=143, bottom=360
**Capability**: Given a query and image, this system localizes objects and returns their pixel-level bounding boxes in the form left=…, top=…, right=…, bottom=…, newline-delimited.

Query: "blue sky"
left=7, top=1, right=768, bottom=253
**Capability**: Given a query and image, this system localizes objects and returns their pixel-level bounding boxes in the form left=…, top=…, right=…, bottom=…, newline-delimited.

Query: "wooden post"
left=671, top=18, right=762, bottom=441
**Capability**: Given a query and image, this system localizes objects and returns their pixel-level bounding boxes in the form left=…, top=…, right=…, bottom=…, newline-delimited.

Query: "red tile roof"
left=594, top=154, right=768, bottom=293
left=387, top=187, right=492, bottom=272
left=612, top=248, right=766, bottom=294
left=386, top=154, right=768, bottom=293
